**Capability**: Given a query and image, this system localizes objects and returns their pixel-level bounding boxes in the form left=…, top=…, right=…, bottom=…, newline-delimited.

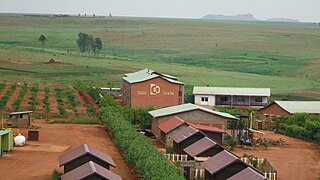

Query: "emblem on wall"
left=150, top=84, right=161, bottom=95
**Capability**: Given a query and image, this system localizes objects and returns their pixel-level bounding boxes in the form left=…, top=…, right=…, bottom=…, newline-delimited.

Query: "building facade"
left=122, top=69, right=184, bottom=108
left=193, top=87, right=270, bottom=107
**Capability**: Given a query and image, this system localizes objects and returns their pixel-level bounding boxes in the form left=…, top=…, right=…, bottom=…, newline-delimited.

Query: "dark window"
left=201, top=97, right=208, bottom=102
left=237, top=97, right=245, bottom=102
left=255, top=97, right=263, bottom=102
left=221, top=96, right=228, bottom=101
left=19, top=114, right=23, bottom=118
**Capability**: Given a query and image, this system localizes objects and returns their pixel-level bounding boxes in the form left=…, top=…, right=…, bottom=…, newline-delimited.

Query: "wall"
left=122, top=80, right=131, bottom=107
left=11, top=114, right=30, bottom=128
left=260, top=103, right=291, bottom=120
left=202, top=131, right=223, bottom=145
left=128, top=77, right=184, bottom=108
left=151, top=109, right=229, bottom=137
left=194, top=95, right=215, bottom=106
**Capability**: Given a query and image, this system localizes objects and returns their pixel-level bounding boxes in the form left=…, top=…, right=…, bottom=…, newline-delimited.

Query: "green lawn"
left=0, top=14, right=319, bottom=98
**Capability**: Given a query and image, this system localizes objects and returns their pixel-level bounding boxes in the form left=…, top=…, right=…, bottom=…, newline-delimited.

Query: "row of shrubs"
left=43, top=87, right=51, bottom=112
left=98, top=96, right=183, bottom=179
left=12, top=84, right=28, bottom=111
left=272, top=113, right=320, bottom=143
left=0, top=84, right=17, bottom=109
left=55, top=88, right=67, bottom=115
left=28, top=85, right=39, bottom=111
left=65, top=90, right=79, bottom=114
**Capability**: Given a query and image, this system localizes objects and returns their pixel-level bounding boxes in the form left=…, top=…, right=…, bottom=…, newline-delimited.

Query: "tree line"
left=77, top=32, right=102, bottom=56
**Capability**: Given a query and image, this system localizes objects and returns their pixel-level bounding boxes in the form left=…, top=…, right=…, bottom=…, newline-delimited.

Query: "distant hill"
left=266, top=18, right=299, bottom=22
left=201, top=14, right=258, bottom=21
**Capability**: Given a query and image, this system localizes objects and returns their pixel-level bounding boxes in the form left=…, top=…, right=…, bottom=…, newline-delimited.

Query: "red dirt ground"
left=20, top=87, right=32, bottom=110
left=35, top=88, right=45, bottom=112
left=233, top=130, right=320, bottom=180
left=79, top=91, right=99, bottom=111
left=0, top=119, right=134, bottom=180
left=75, top=91, right=88, bottom=114
left=6, top=85, right=22, bottom=110
left=48, top=90, right=59, bottom=114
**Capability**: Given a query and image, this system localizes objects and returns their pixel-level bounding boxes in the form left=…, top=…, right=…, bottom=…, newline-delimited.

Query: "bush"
left=226, top=137, right=237, bottom=151
left=13, top=84, right=28, bottom=111
left=86, top=104, right=95, bottom=115
left=50, top=169, right=61, bottom=180
left=0, top=84, right=17, bottom=109
left=28, top=85, right=39, bottom=111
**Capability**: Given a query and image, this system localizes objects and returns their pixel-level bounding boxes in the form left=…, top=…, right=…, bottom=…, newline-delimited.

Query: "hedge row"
left=65, top=90, right=79, bottom=113
left=0, top=84, right=17, bottom=109
left=55, top=88, right=66, bottom=115
left=43, top=87, right=51, bottom=113
left=13, top=84, right=28, bottom=111
left=28, top=85, right=39, bottom=111
left=273, top=113, right=320, bottom=143
left=93, top=90, right=182, bottom=179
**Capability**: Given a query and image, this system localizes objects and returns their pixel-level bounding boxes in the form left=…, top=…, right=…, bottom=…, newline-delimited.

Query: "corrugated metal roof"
left=193, top=86, right=271, bottom=96
left=171, top=126, right=201, bottom=143
left=183, top=137, right=222, bottom=157
left=274, top=101, right=320, bottom=114
left=149, top=103, right=238, bottom=120
left=158, top=116, right=186, bottom=133
left=189, top=123, right=225, bottom=134
left=59, top=144, right=116, bottom=167
left=227, top=167, right=266, bottom=180
left=0, top=130, right=11, bottom=136
left=123, top=68, right=183, bottom=84
left=201, top=150, right=239, bottom=174
left=61, top=161, right=122, bottom=180
left=10, top=111, right=33, bottom=115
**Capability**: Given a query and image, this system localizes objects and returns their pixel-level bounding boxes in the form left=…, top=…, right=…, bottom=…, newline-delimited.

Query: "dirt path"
left=0, top=120, right=134, bottom=180
left=6, top=85, right=21, bottom=110
left=75, top=90, right=88, bottom=114
left=35, top=88, right=45, bottom=112
left=21, top=87, right=31, bottom=111
left=233, top=131, right=320, bottom=180
left=78, top=91, right=99, bottom=111
left=49, top=90, right=59, bottom=114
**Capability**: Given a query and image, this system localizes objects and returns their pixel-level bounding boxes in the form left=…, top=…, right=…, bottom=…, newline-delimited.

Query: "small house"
left=171, top=126, right=205, bottom=154
left=189, top=123, right=225, bottom=145
left=59, top=144, right=116, bottom=173
left=201, top=150, right=249, bottom=180
left=193, top=86, right=270, bottom=107
left=9, top=111, right=33, bottom=128
left=157, top=116, right=188, bottom=146
left=61, top=161, right=121, bottom=180
left=0, top=130, right=14, bottom=154
left=227, top=167, right=267, bottom=180
left=149, top=103, right=237, bottom=138
left=183, top=137, right=224, bottom=161
left=45, top=58, right=62, bottom=64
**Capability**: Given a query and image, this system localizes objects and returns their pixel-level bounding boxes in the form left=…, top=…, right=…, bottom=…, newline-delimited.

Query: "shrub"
left=86, top=104, right=95, bottom=115
left=28, top=85, right=39, bottom=111
left=43, top=87, right=51, bottom=113
left=50, top=169, right=61, bottom=180
left=13, top=84, right=28, bottom=111
left=0, top=84, right=17, bottom=109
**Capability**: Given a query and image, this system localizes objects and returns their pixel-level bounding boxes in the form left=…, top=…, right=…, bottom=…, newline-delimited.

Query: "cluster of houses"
left=58, top=144, right=121, bottom=180
left=120, top=68, right=320, bottom=179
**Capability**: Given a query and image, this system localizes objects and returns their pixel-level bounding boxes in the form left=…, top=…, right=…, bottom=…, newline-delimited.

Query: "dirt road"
left=0, top=120, right=134, bottom=180
left=233, top=130, right=320, bottom=180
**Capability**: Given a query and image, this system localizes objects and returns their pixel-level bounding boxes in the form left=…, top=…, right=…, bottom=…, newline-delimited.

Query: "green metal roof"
left=0, top=130, right=11, bottom=136
left=149, top=103, right=238, bottom=120
left=122, top=68, right=184, bottom=85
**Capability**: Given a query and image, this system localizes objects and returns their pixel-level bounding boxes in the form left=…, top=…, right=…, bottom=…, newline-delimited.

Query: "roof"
left=227, top=167, right=267, bottom=180
left=10, top=111, right=33, bottom=115
left=61, top=161, right=122, bottom=180
left=271, top=101, right=320, bottom=114
left=189, top=123, right=225, bottom=134
left=171, top=126, right=201, bottom=143
left=183, top=137, right=222, bottom=157
left=122, top=68, right=183, bottom=85
left=193, top=87, right=271, bottom=97
left=59, top=144, right=116, bottom=167
left=149, top=103, right=238, bottom=120
left=158, top=116, right=186, bottom=133
left=201, top=150, right=239, bottom=174
left=0, top=130, right=12, bottom=136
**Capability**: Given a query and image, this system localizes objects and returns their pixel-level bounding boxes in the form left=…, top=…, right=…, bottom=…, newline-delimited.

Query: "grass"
left=50, top=117, right=100, bottom=124
left=0, top=14, right=319, bottom=97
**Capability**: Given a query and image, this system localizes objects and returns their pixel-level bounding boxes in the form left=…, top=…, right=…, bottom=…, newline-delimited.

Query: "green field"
left=0, top=14, right=319, bottom=98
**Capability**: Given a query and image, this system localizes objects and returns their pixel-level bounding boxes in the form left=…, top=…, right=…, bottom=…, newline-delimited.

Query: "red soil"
left=6, top=85, right=22, bottom=111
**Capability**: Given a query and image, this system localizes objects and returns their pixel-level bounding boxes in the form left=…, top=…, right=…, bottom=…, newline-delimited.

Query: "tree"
left=94, top=38, right=102, bottom=55
left=77, top=32, right=103, bottom=56
left=38, top=34, right=46, bottom=52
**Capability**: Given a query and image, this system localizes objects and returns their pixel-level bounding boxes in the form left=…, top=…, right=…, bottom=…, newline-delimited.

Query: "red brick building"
left=122, top=68, right=184, bottom=108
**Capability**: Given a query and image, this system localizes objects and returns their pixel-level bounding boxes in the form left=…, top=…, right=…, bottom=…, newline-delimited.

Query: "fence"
left=164, top=153, right=188, bottom=162
left=241, top=157, right=277, bottom=180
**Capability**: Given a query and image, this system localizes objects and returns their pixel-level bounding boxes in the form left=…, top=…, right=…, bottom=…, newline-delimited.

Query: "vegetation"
left=38, top=34, right=46, bottom=52
left=50, top=169, right=61, bottom=180
left=65, top=90, right=79, bottom=114
left=98, top=95, right=183, bottom=179
left=272, top=113, right=320, bottom=143
left=55, top=88, right=67, bottom=116
left=0, top=83, right=5, bottom=92
left=12, top=84, right=28, bottom=111
left=86, top=104, right=95, bottom=115
left=226, top=136, right=237, bottom=151
left=43, top=87, right=51, bottom=113
left=77, top=32, right=102, bottom=56
left=28, top=85, right=39, bottom=111
left=0, top=84, right=17, bottom=109
left=50, top=117, right=100, bottom=124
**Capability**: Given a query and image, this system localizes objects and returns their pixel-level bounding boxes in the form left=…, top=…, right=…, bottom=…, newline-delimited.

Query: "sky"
left=0, top=0, right=319, bottom=22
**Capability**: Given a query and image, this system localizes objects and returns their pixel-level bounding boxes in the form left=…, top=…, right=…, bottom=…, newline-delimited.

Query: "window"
left=255, top=97, right=263, bottom=102
left=221, top=96, right=228, bottom=102
left=237, top=97, right=245, bottom=102
left=201, top=97, right=208, bottom=102
left=19, top=114, right=23, bottom=118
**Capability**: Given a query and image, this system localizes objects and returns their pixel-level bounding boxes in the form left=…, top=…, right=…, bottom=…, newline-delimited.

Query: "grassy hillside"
left=0, top=14, right=319, bottom=97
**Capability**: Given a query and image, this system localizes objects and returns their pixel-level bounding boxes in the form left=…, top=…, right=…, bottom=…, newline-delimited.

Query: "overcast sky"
left=0, top=0, right=319, bottom=22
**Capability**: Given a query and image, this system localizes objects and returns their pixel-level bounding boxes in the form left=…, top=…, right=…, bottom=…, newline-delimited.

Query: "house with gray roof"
left=193, top=86, right=270, bottom=107
left=122, top=68, right=184, bottom=107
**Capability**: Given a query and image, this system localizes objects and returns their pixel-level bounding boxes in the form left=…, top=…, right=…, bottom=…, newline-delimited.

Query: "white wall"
left=194, top=95, right=215, bottom=106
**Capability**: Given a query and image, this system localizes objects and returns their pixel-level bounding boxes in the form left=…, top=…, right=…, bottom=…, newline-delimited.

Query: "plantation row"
left=89, top=88, right=182, bottom=179
left=0, top=83, right=92, bottom=117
